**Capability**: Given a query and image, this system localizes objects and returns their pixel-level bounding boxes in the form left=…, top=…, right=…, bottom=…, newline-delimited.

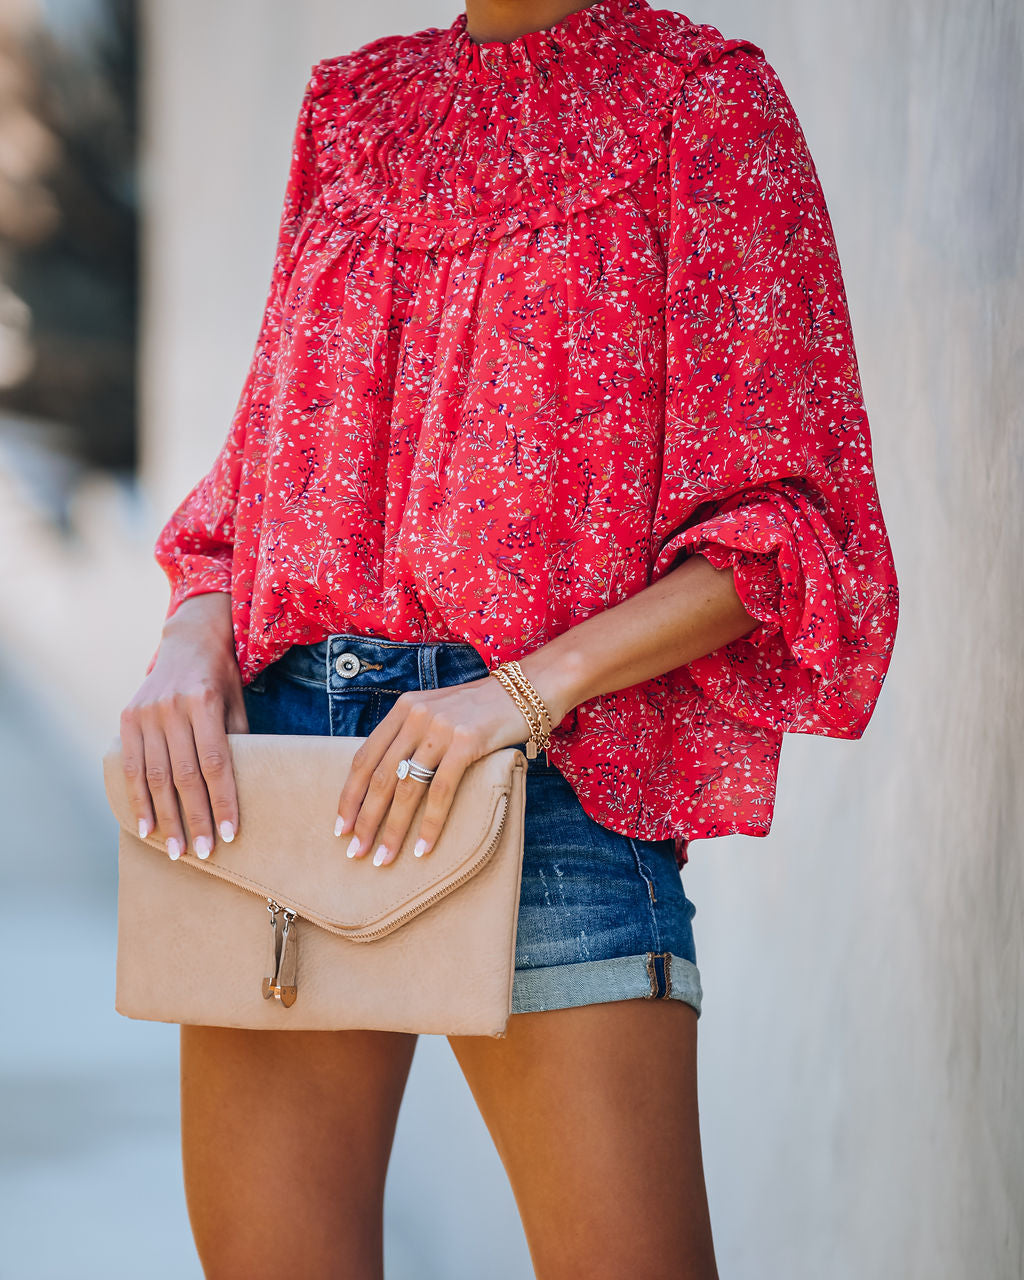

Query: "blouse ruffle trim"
left=302, top=0, right=765, bottom=250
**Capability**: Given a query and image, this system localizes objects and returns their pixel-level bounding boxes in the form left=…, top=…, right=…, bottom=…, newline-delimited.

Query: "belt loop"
left=325, top=635, right=334, bottom=688
left=417, top=643, right=437, bottom=691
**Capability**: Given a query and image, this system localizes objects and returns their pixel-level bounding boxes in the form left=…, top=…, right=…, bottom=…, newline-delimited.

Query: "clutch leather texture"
left=101, top=734, right=528, bottom=1037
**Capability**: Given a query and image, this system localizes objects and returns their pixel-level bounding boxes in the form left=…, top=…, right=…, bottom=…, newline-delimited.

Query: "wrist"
left=160, top=591, right=234, bottom=650
left=514, top=639, right=589, bottom=730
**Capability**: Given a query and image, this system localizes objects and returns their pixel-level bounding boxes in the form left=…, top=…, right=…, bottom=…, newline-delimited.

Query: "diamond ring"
left=396, top=757, right=436, bottom=783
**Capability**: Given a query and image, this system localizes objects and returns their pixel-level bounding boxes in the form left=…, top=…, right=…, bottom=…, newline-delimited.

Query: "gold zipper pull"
left=262, top=899, right=282, bottom=1000
left=274, top=908, right=299, bottom=1007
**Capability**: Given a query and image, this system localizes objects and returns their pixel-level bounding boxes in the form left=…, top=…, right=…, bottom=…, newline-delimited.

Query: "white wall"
left=136, top=3, right=1024, bottom=1277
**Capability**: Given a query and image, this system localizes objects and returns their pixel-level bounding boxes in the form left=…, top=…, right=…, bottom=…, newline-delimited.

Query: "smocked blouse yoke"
left=153, top=0, right=899, bottom=863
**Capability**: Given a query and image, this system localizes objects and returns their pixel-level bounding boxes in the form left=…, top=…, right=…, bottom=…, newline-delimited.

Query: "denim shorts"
left=242, top=632, right=703, bottom=1019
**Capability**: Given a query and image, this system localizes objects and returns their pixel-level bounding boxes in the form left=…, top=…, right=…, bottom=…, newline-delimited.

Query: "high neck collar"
left=444, top=0, right=649, bottom=80
left=309, top=0, right=767, bottom=243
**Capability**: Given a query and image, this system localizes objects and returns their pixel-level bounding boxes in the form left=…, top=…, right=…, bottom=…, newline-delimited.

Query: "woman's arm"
left=152, top=76, right=322, bottom=627
left=123, top=70, right=325, bottom=858
left=334, top=556, right=759, bottom=865
left=515, top=554, right=760, bottom=728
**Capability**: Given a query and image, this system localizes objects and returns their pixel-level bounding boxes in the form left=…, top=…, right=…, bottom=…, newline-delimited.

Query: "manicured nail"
left=372, top=844, right=388, bottom=867
left=219, top=821, right=235, bottom=843
left=138, top=818, right=150, bottom=839
left=346, top=835, right=361, bottom=859
left=334, top=814, right=348, bottom=837
left=194, top=836, right=212, bottom=860
left=166, top=837, right=182, bottom=861
left=414, top=838, right=429, bottom=858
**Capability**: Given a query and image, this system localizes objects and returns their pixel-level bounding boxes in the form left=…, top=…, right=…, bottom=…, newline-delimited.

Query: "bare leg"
left=449, top=1000, right=717, bottom=1280
left=180, top=1025, right=417, bottom=1280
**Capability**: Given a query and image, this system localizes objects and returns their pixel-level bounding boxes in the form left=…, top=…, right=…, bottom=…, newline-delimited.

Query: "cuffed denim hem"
left=511, top=953, right=703, bottom=1018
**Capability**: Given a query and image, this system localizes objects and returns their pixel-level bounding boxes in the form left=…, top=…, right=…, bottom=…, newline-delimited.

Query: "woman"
left=120, top=0, right=898, bottom=1275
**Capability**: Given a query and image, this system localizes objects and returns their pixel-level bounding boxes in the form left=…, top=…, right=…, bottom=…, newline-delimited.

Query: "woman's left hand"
left=333, top=671, right=558, bottom=867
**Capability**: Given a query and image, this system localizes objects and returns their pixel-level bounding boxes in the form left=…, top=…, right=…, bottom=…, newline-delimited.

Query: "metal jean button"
left=334, top=652, right=361, bottom=678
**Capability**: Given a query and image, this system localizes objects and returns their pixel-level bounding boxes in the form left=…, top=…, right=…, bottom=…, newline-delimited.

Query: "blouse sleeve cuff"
left=651, top=504, right=786, bottom=649
left=691, top=543, right=783, bottom=648
left=144, top=557, right=232, bottom=678
left=162, top=554, right=233, bottom=621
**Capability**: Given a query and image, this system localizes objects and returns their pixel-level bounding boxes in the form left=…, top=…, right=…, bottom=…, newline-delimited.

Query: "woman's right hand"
left=119, top=592, right=249, bottom=860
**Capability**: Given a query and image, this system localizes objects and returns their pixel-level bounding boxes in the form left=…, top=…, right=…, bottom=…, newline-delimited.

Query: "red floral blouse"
left=152, top=0, right=899, bottom=865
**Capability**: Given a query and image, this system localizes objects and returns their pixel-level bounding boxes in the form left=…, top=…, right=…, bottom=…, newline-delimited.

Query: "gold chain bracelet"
left=490, top=660, right=554, bottom=760
left=490, top=665, right=546, bottom=757
left=503, top=660, right=553, bottom=742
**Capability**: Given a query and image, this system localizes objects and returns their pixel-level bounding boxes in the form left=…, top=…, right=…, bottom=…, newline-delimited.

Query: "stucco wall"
left=138, top=3, right=1023, bottom=1276
left=682, top=4, right=1023, bottom=1277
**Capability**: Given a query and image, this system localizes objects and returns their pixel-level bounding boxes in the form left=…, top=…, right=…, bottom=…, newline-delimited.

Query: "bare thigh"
left=449, top=999, right=717, bottom=1280
left=180, top=1024, right=417, bottom=1280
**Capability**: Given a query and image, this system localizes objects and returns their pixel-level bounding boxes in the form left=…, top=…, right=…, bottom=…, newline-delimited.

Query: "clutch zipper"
left=354, top=793, right=511, bottom=942
left=168, top=787, right=513, bottom=1005
left=262, top=899, right=282, bottom=998
left=262, top=899, right=298, bottom=1006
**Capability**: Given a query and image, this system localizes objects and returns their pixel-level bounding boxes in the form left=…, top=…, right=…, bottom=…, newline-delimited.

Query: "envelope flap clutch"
left=102, top=733, right=523, bottom=940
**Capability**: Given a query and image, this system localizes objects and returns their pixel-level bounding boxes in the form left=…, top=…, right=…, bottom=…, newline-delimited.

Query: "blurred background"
left=1, top=1, right=1021, bottom=1277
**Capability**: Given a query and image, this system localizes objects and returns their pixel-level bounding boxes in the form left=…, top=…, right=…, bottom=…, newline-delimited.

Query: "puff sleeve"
left=151, top=70, right=323, bottom=622
left=651, top=48, right=899, bottom=738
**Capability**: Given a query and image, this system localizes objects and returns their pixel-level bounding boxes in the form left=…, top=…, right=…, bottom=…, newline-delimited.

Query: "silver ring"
left=396, top=757, right=435, bottom=783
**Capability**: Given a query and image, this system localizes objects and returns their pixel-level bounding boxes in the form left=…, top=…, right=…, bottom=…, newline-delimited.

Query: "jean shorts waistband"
left=273, top=632, right=489, bottom=694
left=268, top=632, right=556, bottom=770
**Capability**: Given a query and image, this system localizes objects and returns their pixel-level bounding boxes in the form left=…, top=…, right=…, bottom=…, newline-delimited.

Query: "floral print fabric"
left=153, top=0, right=899, bottom=863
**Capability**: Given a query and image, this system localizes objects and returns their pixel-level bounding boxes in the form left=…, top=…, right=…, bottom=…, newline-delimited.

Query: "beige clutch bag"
left=101, top=734, right=528, bottom=1037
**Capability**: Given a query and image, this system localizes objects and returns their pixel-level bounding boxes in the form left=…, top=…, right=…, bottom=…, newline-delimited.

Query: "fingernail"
left=334, top=814, right=348, bottom=837
left=138, top=818, right=150, bottom=839
left=346, top=835, right=361, bottom=859
left=166, top=837, right=182, bottom=861
left=414, top=838, right=429, bottom=858
left=372, top=844, right=388, bottom=867
left=195, top=836, right=212, bottom=860
left=219, top=821, right=235, bottom=843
